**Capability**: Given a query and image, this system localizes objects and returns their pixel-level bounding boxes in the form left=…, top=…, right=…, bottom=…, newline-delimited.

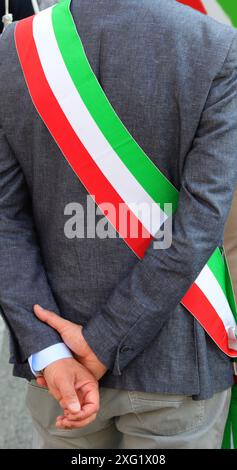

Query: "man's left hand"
left=33, top=304, right=108, bottom=381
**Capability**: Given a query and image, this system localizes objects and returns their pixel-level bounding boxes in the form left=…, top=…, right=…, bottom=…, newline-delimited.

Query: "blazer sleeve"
left=82, top=32, right=237, bottom=376
left=0, top=124, right=62, bottom=363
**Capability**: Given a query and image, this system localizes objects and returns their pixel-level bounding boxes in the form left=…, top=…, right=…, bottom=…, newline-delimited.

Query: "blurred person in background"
left=225, top=190, right=237, bottom=300
left=1, top=1, right=56, bottom=33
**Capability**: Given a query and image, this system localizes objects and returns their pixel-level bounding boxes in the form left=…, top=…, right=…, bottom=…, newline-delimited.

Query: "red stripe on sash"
left=15, top=16, right=152, bottom=259
left=182, top=283, right=237, bottom=357
left=177, top=0, right=207, bottom=14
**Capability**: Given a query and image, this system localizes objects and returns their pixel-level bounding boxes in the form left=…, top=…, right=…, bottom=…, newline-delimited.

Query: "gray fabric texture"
left=27, top=382, right=231, bottom=449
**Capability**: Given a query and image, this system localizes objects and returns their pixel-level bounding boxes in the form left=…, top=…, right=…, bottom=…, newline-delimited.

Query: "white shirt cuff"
left=28, top=343, right=73, bottom=376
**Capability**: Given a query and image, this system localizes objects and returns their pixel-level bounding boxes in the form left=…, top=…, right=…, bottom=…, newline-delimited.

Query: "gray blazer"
left=0, top=0, right=237, bottom=400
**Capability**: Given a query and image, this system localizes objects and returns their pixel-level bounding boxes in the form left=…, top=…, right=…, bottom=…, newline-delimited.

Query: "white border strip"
left=33, top=8, right=167, bottom=236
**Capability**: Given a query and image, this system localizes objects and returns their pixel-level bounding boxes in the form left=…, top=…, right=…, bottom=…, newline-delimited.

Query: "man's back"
left=0, top=0, right=237, bottom=399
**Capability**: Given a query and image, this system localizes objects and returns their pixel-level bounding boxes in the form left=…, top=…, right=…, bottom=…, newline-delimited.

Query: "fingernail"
left=69, top=402, right=81, bottom=413
left=35, top=304, right=44, bottom=311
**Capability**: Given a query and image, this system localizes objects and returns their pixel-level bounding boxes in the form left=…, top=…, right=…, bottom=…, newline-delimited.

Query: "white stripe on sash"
left=33, top=8, right=167, bottom=236
left=201, top=0, right=232, bottom=25
left=196, top=264, right=236, bottom=330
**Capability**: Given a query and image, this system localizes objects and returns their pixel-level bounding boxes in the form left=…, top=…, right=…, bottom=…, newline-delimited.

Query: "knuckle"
left=64, top=395, right=77, bottom=404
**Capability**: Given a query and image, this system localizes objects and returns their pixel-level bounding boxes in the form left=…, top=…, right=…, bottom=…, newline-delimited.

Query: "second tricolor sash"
left=15, top=0, right=237, bottom=357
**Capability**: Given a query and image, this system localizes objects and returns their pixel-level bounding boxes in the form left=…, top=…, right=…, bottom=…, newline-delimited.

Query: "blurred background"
left=0, top=0, right=56, bottom=33
left=0, top=317, right=31, bottom=448
left=0, top=0, right=236, bottom=449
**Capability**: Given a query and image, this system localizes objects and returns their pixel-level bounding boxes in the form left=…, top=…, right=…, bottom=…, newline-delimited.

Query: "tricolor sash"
left=15, top=0, right=237, bottom=358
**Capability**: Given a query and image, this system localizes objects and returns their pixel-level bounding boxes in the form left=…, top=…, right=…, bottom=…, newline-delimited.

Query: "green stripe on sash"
left=217, top=0, right=237, bottom=27
left=53, top=0, right=178, bottom=215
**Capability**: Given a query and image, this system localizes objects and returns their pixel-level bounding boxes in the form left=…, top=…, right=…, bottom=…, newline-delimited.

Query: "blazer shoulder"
left=144, top=0, right=237, bottom=77
left=110, top=0, right=236, bottom=66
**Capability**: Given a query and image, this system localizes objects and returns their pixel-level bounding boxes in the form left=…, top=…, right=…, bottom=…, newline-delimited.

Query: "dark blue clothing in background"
left=0, top=0, right=34, bottom=33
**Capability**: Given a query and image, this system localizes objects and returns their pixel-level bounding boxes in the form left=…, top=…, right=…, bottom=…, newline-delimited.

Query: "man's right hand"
left=42, top=357, right=100, bottom=429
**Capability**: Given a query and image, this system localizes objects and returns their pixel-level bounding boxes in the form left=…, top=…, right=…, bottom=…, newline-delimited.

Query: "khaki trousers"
left=27, top=382, right=231, bottom=449
left=225, top=188, right=237, bottom=300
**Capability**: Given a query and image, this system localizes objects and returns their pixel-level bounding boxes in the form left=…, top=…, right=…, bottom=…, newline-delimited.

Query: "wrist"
left=78, top=328, right=94, bottom=358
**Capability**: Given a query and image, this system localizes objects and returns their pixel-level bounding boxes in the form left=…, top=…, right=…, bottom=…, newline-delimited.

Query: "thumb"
left=59, top=384, right=81, bottom=414
left=33, top=305, right=69, bottom=334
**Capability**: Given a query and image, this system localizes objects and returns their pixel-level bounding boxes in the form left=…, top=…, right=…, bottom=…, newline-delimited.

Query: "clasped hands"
left=33, top=305, right=108, bottom=430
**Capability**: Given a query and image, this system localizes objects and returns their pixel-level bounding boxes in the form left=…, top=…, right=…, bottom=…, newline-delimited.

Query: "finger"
left=78, top=382, right=100, bottom=417
left=62, top=383, right=100, bottom=421
left=56, top=413, right=97, bottom=429
left=64, top=402, right=99, bottom=422
left=64, top=385, right=100, bottom=422
left=36, top=376, right=48, bottom=388
left=55, top=415, right=65, bottom=423
left=56, top=414, right=97, bottom=429
left=33, top=305, right=70, bottom=334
